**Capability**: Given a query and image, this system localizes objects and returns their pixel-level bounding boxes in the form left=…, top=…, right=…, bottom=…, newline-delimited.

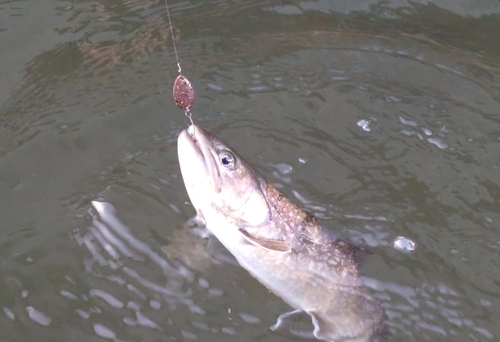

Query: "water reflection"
left=72, top=201, right=203, bottom=340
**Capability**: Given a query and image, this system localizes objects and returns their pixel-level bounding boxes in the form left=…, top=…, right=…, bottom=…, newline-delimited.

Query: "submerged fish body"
left=177, top=125, right=384, bottom=341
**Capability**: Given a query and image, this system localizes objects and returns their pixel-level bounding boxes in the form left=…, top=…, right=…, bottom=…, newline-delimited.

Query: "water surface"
left=1, top=0, right=499, bottom=341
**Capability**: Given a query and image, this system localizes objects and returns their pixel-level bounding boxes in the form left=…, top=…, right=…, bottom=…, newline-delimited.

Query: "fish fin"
left=309, top=309, right=383, bottom=342
left=238, top=228, right=291, bottom=253
left=270, top=309, right=316, bottom=339
left=309, top=311, right=340, bottom=341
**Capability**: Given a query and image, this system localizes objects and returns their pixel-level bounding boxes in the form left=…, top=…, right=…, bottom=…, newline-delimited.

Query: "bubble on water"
left=422, top=128, right=432, bottom=136
left=222, top=327, right=236, bottom=335
left=239, top=312, right=261, bottom=324
left=75, top=308, right=90, bottom=319
left=208, top=288, right=224, bottom=297
left=427, top=138, right=448, bottom=149
left=189, top=304, right=206, bottom=315
left=198, top=278, right=210, bottom=289
left=150, top=299, right=161, bottom=310
left=398, top=116, right=418, bottom=127
left=126, top=301, right=141, bottom=311
left=169, top=203, right=181, bottom=214
left=60, top=290, right=78, bottom=300
left=93, top=323, right=116, bottom=339
left=247, top=85, right=268, bottom=92
left=150, top=182, right=161, bottom=191
left=192, top=321, right=210, bottom=331
left=181, top=330, right=198, bottom=340
left=90, top=288, right=124, bottom=309
left=26, top=306, right=51, bottom=326
left=273, top=171, right=291, bottom=184
left=123, top=317, right=137, bottom=326
left=480, top=298, right=492, bottom=307
left=393, top=236, right=416, bottom=252
left=136, top=310, right=160, bottom=329
left=357, top=119, right=371, bottom=132
left=275, top=163, right=293, bottom=175
left=3, top=307, right=15, bottom=320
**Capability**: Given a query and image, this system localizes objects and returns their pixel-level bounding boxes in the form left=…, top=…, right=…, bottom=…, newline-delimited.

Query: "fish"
left=177, top=124, right=384, bottom=341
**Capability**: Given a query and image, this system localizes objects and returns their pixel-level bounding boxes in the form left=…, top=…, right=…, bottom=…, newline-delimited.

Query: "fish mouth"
left=180, top=125, right=204, bottom=160
left=178, top=125, right=221, bottom=193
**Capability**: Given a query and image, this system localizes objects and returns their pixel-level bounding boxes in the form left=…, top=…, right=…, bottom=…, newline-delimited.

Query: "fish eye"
left=219, top=150, right=235, bottom=169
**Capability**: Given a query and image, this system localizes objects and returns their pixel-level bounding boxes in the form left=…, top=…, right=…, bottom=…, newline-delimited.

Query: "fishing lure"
left=173, top=74, right=195, bottom=112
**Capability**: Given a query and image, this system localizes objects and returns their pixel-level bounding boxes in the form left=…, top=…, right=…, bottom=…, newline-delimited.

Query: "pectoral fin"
left=270, top=309, right=315, bottom=339
left=238, top=228, right=291, bottom=253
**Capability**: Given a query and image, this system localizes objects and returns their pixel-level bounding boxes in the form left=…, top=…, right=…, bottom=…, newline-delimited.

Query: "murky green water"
left=1, top=0, right=499, bottom=341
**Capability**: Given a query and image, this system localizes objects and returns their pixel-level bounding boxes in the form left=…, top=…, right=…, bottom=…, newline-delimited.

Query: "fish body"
left=177, top=125, right=384, bottom=341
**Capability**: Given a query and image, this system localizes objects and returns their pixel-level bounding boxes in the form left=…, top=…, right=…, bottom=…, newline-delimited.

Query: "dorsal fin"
left=238, top=228, right=291, bottom=253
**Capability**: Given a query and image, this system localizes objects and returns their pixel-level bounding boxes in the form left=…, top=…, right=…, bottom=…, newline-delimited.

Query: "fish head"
left=177, top=125, right=270, bottom=228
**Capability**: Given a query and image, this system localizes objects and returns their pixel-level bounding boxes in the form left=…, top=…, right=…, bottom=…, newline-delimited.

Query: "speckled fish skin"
left=177, top=125, right=384, bottom=342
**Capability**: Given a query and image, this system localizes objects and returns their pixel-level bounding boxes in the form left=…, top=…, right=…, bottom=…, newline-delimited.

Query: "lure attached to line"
left=173, top=74, right=195, bottom=112
left=173, top=74, right=195, bottom=125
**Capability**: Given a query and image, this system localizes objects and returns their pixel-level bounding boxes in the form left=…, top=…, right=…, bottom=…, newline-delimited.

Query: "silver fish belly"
left=177, top=125, right=384, bottom=341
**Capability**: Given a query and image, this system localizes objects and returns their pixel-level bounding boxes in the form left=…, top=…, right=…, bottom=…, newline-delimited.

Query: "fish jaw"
left=177, top=125, right=219, bottom=220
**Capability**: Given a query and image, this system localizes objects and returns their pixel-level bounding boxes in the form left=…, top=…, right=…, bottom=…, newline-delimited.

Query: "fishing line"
left=164, top=0, right=181, bottom=73
left=164, top=0, right=195, bottom=125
